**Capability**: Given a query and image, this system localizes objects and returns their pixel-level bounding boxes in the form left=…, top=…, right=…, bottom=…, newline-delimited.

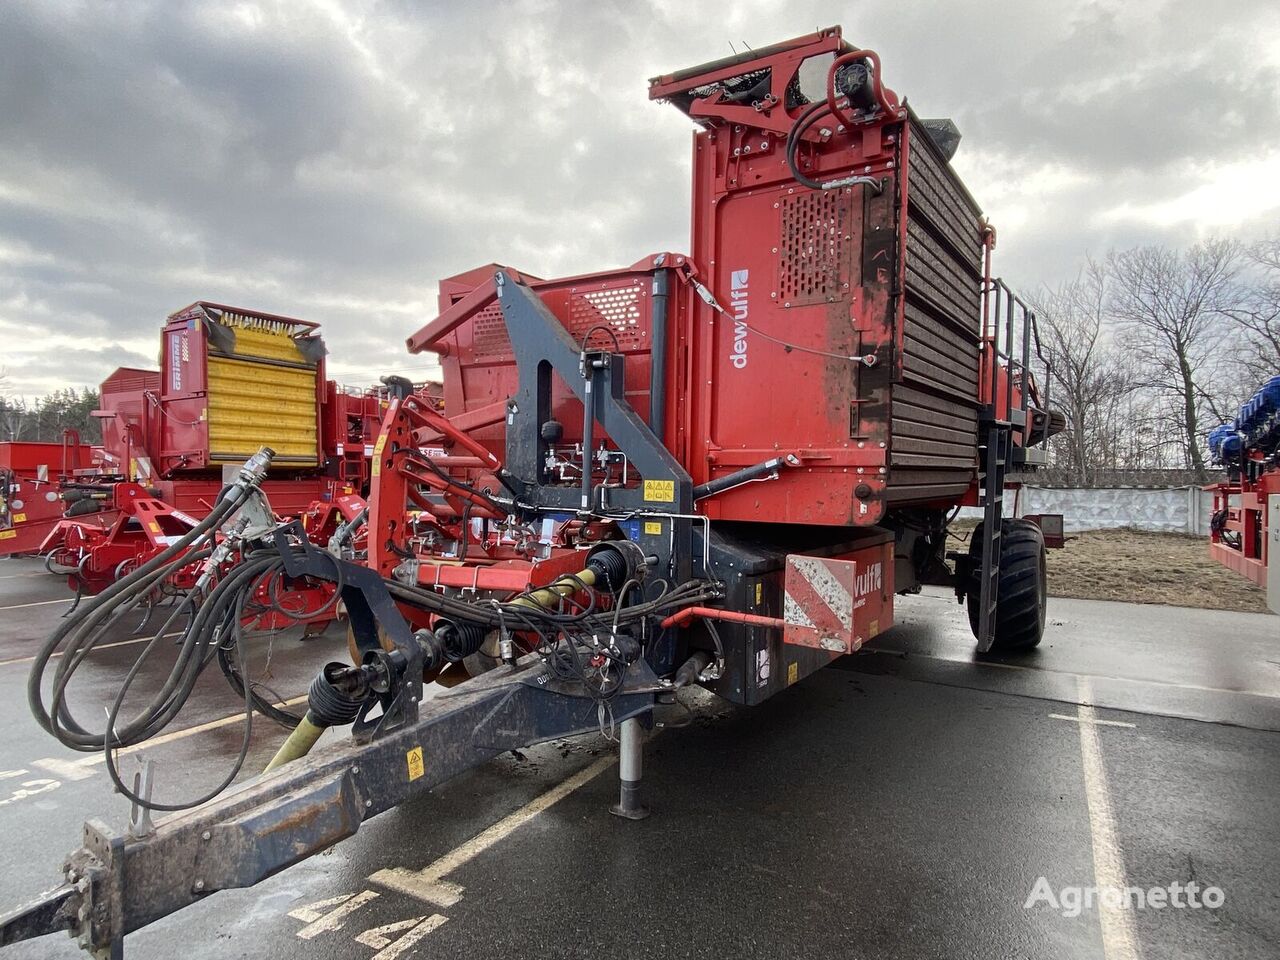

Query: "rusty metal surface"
left=0, top=884, right=75, bottom=947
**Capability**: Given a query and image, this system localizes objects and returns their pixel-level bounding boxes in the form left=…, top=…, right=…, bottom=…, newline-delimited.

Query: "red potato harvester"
left=2, top=28, right=1065, bottom=956
left=14, top=302, right=425, bottom=629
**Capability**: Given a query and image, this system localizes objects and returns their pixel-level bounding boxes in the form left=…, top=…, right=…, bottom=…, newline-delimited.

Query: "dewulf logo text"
left=729, top=269, right=749, bottom=369
left=853, top=562, right=883, bottom=602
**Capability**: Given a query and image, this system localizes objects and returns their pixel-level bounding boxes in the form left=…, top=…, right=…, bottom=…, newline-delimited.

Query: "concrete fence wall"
left=958, top=486, right=1214, bottom=535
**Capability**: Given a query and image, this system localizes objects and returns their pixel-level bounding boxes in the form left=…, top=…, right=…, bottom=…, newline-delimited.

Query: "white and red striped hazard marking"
left=783, top=555, right=856, bottom=651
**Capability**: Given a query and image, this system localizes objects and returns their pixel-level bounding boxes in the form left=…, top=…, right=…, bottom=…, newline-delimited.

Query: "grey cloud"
left=0, top=0, right=1277, bottom=397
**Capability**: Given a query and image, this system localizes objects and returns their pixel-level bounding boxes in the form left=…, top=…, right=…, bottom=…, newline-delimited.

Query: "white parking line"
left=1076, top=677, right=1141, bottom=960
left=370, top=754, right=617, bottom=906
left=1050, top=713, right=1136, bottom=729
left=292, top=890, right=380, bottom=939
left=30, top=695, right=309, bottom=773
left=30, top=757, right=97, bottom=781
left=0, top=598, right=72, bottom=611
left=360, top=914, right=448, bottom=959
left=861, top=646, right=1280, bottom=700
left=0, top=635, right=155, bottom=668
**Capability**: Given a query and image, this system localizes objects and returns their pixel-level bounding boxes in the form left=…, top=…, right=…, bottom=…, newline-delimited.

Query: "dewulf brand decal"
left=852, top=562, right=883, bottom=604
left=729, top=269, right=749, bottom=369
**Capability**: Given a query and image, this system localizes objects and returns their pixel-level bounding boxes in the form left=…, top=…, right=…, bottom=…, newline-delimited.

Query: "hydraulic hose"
left=29, top=496, right=241, bottom=746
left=27, top=448, right=275, bottom=750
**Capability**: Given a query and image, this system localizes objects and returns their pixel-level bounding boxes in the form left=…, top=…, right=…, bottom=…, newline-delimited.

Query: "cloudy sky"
left=1, top=0, right=1278, bottom=397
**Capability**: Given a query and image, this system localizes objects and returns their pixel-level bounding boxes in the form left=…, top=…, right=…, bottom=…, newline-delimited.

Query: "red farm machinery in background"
left=6, top=301, right=436, bottom=628
left=0, top=434, right=98, bottom=556
left=1206, top=375, right=1280, bottom=613
left=2, top=27, right=1069, bottom=956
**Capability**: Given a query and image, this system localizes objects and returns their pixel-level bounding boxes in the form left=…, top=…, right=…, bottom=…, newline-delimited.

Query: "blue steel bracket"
left=494, top=270, right=695, bottom=583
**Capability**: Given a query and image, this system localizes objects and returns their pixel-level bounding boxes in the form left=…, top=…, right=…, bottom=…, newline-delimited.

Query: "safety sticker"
left=755, top=647, right=770, bottom=687
left=0, top=531, right=15, bottom=541
left=148, top=521, right=162, bottom=534
left=787, top=662, right=799, bottom=686
left=643, top=479, right=674, bottom=503
left=406, top=746, right=424, bottom=782
left=371, top=435, right=388, bottom=478
left=643, top=521, right=663, bottom=535
left=11, top=513, right=25, bottom=524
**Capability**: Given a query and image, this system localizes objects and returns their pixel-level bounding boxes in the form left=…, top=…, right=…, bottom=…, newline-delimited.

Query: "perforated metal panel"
left=567, top=284, right=646, bottom=348
left=778, top=190, right=848, bottom=304
left=470, top=303, right=510, bottom=361
left=467, top=282, right=648, bottom=362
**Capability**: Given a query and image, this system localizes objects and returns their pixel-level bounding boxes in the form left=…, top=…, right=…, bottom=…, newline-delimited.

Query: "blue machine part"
left=1207, top=424, right=1239, bottom=465
left=1229, top=373, right=1280, bottom=455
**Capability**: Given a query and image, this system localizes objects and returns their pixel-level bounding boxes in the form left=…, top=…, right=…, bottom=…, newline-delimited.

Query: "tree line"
left=0, top=387, right=102, bottom=445
left=1029, top=236, right=1277, bottom=484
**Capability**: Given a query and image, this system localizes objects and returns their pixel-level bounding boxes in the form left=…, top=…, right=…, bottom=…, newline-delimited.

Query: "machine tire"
left=967, top=518, right=1047, bottom=652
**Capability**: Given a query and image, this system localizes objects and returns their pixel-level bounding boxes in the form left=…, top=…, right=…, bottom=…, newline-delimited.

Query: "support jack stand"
left=609, top=715, right=650, bottom=820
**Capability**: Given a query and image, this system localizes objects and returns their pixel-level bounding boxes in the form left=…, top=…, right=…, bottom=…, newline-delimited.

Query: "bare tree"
left=1107, top=239, right=1242, bottom=480
left=1030, top=256, right=1134, bottom=483
left=1220, top=236, right=1280, bottom=384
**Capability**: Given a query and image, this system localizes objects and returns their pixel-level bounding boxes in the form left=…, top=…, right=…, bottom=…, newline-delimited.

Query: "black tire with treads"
left=967, top=518, right=1047, bottom=652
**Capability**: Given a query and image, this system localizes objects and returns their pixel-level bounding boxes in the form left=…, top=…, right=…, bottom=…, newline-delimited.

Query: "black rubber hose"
left=101, top=551, right=302, bottom=811
left=102, top=597, right=258, bottom=812
left=47, top=554, right=209, bottom=745
left=786, top=101, right=837, bottom=191
left=27, top=482, right=249, bottom=746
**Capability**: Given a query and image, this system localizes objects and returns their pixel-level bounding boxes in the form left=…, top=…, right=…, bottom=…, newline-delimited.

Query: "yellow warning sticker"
left=406, top=746, right=424, bottom=782
left=643, top=479, right=675, bottom=502
left=869, top=619, right=880, bottom=637
left=148, top=521, right=162, bottom=534
left=787, top=662, right=799, bottom=686
left=371, top=434, right=388, bottom=478
left=754, top=582, right=762, bottom=605
left=643, top=521, right=663, bottom=535
left=11, top=513, right=26, bottom=524
left=0, top=530, right=15, bottom=541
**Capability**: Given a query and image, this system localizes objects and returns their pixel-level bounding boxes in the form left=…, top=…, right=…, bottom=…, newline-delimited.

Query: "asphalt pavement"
left=0, top=555, right=1276, bottom=959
